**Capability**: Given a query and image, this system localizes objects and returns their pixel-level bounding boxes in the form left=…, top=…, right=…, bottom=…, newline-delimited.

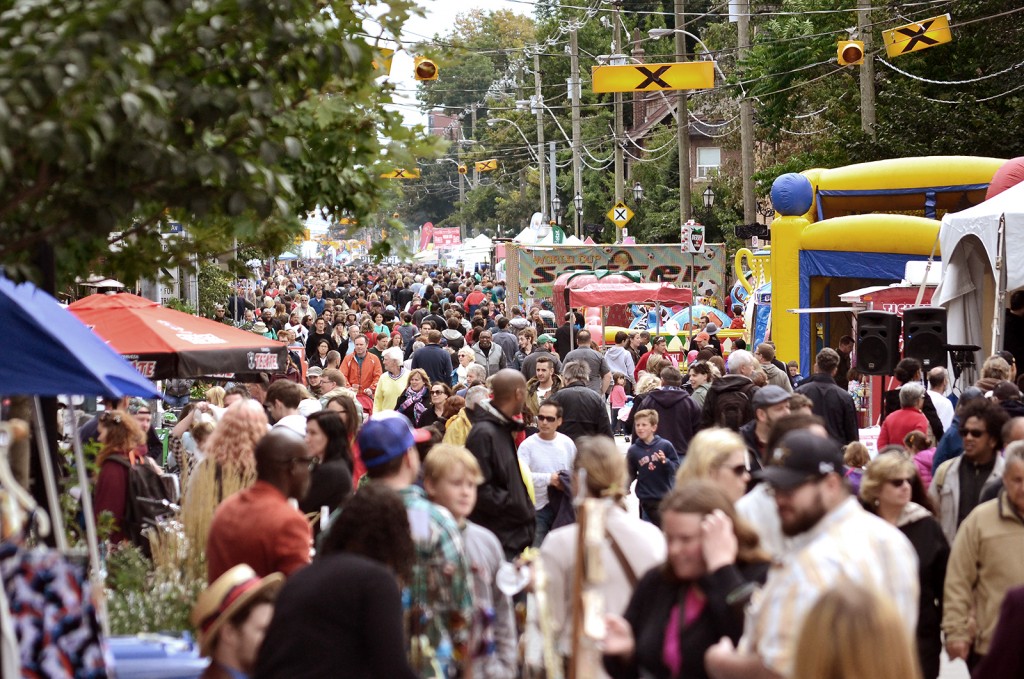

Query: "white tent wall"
left=934, top=181, right=1024, bottom=368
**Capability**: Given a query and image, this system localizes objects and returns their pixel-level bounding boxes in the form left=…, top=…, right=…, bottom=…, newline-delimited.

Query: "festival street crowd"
left=81, top=261, right=1024, bottom=679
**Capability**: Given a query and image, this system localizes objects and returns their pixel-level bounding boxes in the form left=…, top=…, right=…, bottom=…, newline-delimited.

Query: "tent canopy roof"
left=568, top=282, right=692, bottom=307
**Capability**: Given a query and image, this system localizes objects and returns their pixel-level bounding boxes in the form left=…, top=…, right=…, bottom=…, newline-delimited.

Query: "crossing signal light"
left=838, top=40, right=865, bottom=66
left=414, top=57, right=438, bottom=81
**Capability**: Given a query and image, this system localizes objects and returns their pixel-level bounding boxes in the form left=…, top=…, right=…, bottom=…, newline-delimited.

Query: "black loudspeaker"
left=857, top=311, right=901, bottom=375
left=903, top=306, right=948, bottom=371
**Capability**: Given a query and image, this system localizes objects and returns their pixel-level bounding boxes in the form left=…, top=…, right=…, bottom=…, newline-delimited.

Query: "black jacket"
left=796, top=373, right=860, bottom=445
left=298, top=459, right=353, bottom=533
left=466, top=402, right=536, bottom=554
left=699, top=374, right=759, bottom=431
left=899, top=513, right=949, bottom=679
left=628, top=387, right=701, bottom=456
left=605, top=560, right=770, bottom=679
left=549, top=382, right=613, bottom=440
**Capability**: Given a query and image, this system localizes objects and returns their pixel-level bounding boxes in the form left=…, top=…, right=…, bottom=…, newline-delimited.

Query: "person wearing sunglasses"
left=929, top=399, right=1009, bottom=546
left=861, top=453, right=948, bottom=679
left=516, top=402, right=577, bottom=547
left=206, top=429, right=315, bottom=583
left=676, top=428, right=752, bottom=505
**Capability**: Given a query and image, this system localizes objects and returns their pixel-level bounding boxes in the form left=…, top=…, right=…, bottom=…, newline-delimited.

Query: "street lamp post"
left=633, top=181, right=645, bottom=204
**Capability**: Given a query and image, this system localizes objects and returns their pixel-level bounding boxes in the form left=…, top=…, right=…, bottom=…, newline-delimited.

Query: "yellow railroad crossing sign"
left=883, top=14, right=953, bottom=58
left=380, top=168, right=421, bottom=179
left=607, top=201, right=634, bottom=227
left=592, top=62, right=715, bottom=93
left=475, top=159, right=498, bottom=172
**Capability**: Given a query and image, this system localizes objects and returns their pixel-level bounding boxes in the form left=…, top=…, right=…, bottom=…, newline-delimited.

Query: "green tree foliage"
left=0, top=0, right=437, bottom=284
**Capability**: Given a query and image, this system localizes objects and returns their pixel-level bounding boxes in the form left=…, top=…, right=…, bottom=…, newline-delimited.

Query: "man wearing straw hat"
left=191, top=564, right=282, bottom=679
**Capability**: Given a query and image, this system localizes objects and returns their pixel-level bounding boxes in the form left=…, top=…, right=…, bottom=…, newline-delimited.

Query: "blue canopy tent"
left=0, top=276, right=161, bottom=645
left=0, top=277, right=160, bottom=399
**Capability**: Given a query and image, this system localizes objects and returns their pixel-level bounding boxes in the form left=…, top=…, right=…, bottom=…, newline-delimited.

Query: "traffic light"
left=837, top=40, right=865, bottom=66
left=457, top=164, right=468, bottom=175
left=414, top=57, right=438, bottom=81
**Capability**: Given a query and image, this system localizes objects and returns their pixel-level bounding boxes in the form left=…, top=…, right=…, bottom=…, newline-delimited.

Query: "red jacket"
left=340, top=352, right=383, bottom=394
left=94, top=453, right=131, bottom=543
left=877, top=406, right=930, bottom=448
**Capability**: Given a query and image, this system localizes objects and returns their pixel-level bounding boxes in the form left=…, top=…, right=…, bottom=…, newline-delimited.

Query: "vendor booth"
left=934, top=179, right=1024, bottom=371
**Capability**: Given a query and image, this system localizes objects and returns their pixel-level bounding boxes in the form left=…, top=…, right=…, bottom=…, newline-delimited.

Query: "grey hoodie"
left=604, top=345, right=636, bottom=385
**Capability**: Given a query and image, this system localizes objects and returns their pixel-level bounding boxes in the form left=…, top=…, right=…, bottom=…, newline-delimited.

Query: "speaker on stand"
left=903, top=307, right=948, bottom=372
left=857, top=311, right=902, bottom=376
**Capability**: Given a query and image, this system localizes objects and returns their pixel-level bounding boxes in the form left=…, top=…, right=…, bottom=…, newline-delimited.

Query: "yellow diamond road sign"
left=883, top=14, right=952, bottom=58
left=607, top=201, right=634, bottom=227
left=592, top=62, right=715, bottom=93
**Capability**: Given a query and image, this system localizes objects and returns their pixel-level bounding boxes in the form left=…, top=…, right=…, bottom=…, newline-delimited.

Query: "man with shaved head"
left=466, top=369, right=536, bottom=558
left=206, top=430, right=315, bottom=582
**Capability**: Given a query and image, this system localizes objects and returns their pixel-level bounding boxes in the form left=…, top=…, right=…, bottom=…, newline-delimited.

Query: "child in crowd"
left=422, top=444, right=517, bottom=679
left=609, top=373, right=628, bottom=436
left=625, top=409, right=680, bottom=527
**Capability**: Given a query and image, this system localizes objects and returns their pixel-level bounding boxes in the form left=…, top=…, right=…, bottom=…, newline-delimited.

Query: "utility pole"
left=858, top=0, right=876, bottom=139
left=613, top=2, right=625, bottom=243
left=549, top=141, right=557, bottom=223
left=470, top=104, right=479, bottom=193
left=570, top=27, right=583, bottom=239
left=738, top=0, right=756, bottom=224
left=674, top=0, right=692, bottom=222
left=534, top=52, right=547, bottom=220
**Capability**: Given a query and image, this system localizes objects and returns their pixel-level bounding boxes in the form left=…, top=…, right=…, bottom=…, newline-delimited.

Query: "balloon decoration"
left=986, top=157, right=1024, bottom=199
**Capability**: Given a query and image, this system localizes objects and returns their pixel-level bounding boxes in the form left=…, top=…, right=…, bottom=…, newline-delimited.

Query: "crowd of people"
left=82, top=260, right=1024, bottom=679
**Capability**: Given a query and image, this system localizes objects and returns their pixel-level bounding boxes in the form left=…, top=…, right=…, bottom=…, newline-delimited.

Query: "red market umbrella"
left=68, top=293, right=288, bottom=380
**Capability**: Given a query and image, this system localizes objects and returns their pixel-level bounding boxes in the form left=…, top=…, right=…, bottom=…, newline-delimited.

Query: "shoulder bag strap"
left=607, top=526, right=638, bottom=588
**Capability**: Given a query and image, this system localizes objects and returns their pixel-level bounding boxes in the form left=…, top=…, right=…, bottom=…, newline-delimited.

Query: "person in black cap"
left=705, top=430, right=920, bottom=679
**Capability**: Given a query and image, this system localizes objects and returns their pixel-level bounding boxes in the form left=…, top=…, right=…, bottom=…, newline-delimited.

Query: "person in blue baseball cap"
left=353, top=412, right=475, bottom=677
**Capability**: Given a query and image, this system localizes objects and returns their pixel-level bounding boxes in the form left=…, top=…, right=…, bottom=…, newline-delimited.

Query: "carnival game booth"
left=769, top=156, right=1006, bottom=375
left=563, top=279, right=693, bottom=363
left=934, top=164, right=1024, bottom=377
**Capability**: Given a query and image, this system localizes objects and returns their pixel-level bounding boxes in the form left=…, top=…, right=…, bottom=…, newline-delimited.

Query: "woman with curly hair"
left=93, top=410, right=146, bottom=544
left=181, top=399, right=269, bottom=572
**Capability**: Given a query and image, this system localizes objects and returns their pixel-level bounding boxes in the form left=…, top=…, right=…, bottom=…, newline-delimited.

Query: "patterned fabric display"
left=1, top=543, right=108, bottom=678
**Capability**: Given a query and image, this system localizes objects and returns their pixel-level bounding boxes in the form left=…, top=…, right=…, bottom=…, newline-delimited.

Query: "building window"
left=696, top=146, right=721, bottom=178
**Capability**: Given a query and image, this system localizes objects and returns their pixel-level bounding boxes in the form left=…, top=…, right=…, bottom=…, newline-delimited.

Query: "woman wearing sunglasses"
left=674, top=428, right=751, bottom=504
left=860, top=453, right=948, bottom=679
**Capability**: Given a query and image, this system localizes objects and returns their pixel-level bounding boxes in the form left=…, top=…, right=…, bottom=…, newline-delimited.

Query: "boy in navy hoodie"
left=626, top=409, right=680, bottom=527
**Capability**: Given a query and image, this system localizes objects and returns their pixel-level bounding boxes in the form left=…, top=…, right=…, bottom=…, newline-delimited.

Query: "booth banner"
left=433, top=228, right=462, bottom=247
left=511, top=244, right=726, bottom=307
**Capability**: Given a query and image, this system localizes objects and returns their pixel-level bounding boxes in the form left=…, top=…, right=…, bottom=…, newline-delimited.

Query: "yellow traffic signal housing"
left=838, top=40, right=865, bottom=66
left=457, top=164, right=468, bottom=175
left=414, top=57, right=438, bottom=81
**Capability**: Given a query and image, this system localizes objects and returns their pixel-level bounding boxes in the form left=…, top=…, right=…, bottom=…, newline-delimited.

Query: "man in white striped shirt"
left=706, top=430, right=919, bottom=679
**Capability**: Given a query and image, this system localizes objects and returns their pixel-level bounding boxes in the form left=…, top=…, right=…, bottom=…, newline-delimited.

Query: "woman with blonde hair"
left=675, top=428, right=750, bottom=503
left=635, top=373, right=661, bottom=396
left=181, top=399, right=269, bottom=574
left=541, top=436, right=666, bottom=670
left=604, top=481, right=770, bottom=679
left=792, top=584, right=922, bottom=679
left=204, top=386, right=226, bottom=407
left=860, top=453, right=946, bottom=679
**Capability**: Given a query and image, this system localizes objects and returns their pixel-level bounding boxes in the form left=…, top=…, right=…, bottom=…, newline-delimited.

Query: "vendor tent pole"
left=32, top=397, right=67, bottom=552
left=914, top=231, right=941, bottom=307
left=68, top=411, right=110, bottom=638
left=992, top=215, right=1008, bottom=356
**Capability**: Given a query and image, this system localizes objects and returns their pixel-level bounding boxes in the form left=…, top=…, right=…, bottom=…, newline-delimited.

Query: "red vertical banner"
left=419, top=222, right=434, bottom=251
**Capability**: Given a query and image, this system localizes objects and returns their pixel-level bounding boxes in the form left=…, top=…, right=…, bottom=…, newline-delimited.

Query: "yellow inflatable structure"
left=769, top=156, right=1006, bottom=373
